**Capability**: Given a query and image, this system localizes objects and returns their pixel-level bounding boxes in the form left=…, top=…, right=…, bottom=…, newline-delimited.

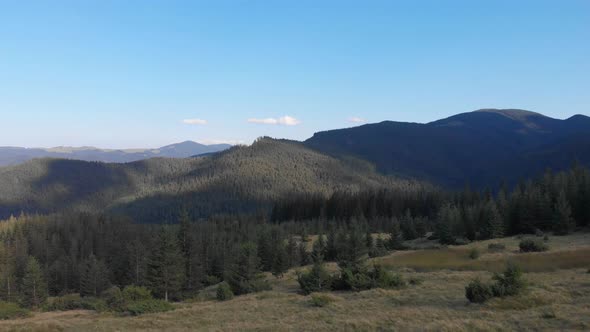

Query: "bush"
left=123, top=286, right=152, bottom=302
left=465, top=264, right=527, bottom=303
left=487, top=243, right=506, bottom=252
left=519, top=239, right=548, bottom=252
left=126, top=299, right=174, bottom=316
left=465, top=278, right=493, bottom=303
left=0, top=301, right=30, bottom=320
left=371, top=265, right=406, bottom=289
left=297, top=261, right=333, bottom=295
left=43, top=295, right=107, bottom=312
left=491, top=264, right=526, bottom=297
left=469, top=248, right=480, bottom=260
left=216, top=282, right=234, bottom=301
left=102, top=287, right=125, bottom=312
left=310, top=293, right=337, bottom=307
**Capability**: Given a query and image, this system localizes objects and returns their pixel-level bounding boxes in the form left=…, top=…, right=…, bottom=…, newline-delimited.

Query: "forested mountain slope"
left=305, top=109, right=590, bottom=188
left=0, top=138, right=419, bottom=222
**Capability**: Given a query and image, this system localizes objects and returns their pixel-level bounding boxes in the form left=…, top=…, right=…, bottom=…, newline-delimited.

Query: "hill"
left=0, top=138, right=415, bottom=222
left=0, top=141, right=231, bottom=166
left=305, top=109, right=590, bottom=188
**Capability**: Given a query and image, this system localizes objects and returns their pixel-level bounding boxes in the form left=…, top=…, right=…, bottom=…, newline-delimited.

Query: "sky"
left=1, top=0, right=589, bottom=148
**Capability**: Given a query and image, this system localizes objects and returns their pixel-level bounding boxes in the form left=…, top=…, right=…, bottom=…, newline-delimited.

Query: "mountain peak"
left=474, top=108, right=546, bottom=121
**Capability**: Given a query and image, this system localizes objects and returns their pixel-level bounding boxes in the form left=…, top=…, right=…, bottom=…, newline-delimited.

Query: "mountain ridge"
left=0, top=141, right=232, bottom=166
left=305, top=109, right=590, bottom=188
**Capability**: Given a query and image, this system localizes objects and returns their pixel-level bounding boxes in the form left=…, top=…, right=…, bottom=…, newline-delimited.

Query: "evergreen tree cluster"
left=0, top=164, right=587, bottom=306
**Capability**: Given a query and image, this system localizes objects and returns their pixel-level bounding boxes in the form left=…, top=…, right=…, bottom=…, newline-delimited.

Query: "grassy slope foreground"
left=1, top=233, right=589, bottom=331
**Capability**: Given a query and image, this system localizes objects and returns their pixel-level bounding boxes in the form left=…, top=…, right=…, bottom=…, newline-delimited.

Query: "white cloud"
left=182, top=118, right=208, bottom=125
left=348, top=117, right=366, bottom=123
left=247, top=115, right=301, bottom=126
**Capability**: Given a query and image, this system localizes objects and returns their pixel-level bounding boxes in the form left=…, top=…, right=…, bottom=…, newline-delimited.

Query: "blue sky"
left=1, top=0, right=589, bottom=148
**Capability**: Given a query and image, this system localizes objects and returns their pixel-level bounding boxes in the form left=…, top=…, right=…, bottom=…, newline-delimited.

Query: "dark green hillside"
left=305, top=109, right=590, bottom=188
left=0, top=138, right=412, bottom=222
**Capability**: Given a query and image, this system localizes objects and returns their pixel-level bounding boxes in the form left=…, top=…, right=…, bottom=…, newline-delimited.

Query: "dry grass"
left=1, top=233, right=589, bottom=331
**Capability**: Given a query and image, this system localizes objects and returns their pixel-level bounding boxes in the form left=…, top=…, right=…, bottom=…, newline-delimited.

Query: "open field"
left=1, top=233, right=589, bottom=331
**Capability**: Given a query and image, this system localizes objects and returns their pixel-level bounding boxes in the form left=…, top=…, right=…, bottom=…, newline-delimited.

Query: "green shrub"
left=126, top=299, right=174, bottom=316
left=43, top=295, right=107, bottom=312
left=310, top=293, right=336, bottom=307
left=492, top=264, right=526, bottom=297
left=123, top=286, right=152, bottom=302
left=465, top=264, right=527, bottom=303
left=487, top=243, right=506, bottom=252
left=297, top=261, right=333, bottom=295
left=469, top=248, right=480, bottom=260
left=0, top=301, right=30, bottom=320
left=216, top=282, right=234, bottom=301
left=371, top=265, right=406, bottom=289
left=336, top=268, right=373, bottom=291
left=519, top=239, right=548, bottom=252
left=465, top=278, right=493, bottom=303
left=102, top=286, right=125, bottom=312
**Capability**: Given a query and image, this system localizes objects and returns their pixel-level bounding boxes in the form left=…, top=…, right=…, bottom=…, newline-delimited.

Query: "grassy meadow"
left=1, top=232, right=589, bottom=331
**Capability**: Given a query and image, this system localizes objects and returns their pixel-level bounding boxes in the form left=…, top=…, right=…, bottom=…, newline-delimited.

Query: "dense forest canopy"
left=1, top=164, right=588, bottom=305
left=0, top=138, right=418, bottom=222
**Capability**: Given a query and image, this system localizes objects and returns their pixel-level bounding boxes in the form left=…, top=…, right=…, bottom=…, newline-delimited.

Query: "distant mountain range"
left=305, top=109, right=590, bottom=188
left=1, top=108, right=589, bottom=221
left=0, top=141, right=231, bottom=166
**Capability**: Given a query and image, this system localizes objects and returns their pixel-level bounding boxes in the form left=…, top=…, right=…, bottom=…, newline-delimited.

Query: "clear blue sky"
left=1, top=0, right=589, bottom=148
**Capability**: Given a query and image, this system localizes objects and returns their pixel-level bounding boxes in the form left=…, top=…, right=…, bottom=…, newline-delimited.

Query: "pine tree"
left=298, top=242, right=310, bottom=266
left=126, top=238, right=148, bottom=286
left=325, top=229, right=338, bottom=261
left=436, top=204, right=458, bottom=245
left=481, top=200, right=504, bottom=239
left=271, top=244, right=289, bottom=278
left=338, top=230, right=367, bottom=274
left=553, top=191, right=575, bottom=235
left=286, top=236, right=298, bottom=267
left=177, top=210, right=194, bottom=292
left=79, top=254, right=111, bottom=297
left=147, top=227, right=185, bottom=301
left=0, top=245, right=17, bottom=302
left=365, top=232, right=374, bottom=251
left=387, top=220, right=404, bottom=250
left=227, top=242, right=268, bottom=295
left=21, top=256, right=47, bottom=308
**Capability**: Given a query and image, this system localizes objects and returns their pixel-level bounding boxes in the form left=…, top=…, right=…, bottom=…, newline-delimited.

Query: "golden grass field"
left=1, top=232, right=589, bottom=331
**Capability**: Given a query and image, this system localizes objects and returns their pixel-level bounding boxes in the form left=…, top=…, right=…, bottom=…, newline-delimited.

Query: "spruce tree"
left=481, top=200, right=504, bottom=239
left=271, top=244, right=289, bottom=278
left=21, top=256, right=47, bottom=308
left=147, top=227, right=185, bottom=301
left=553, top=191, right=575, bottom=235
left=177, top=209, right=194, bottom=292
left=387, top=220, right=404, bottom=250
left=298, top=242, right=310, bottom=266
left=0, top=245, right=17, bottom=302
left=79, top=254, right=111, bottom=297
left=227, top=242, right=268, bottom=295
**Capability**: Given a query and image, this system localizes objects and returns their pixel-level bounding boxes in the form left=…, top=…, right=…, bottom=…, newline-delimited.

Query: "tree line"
left=0, top=164, right=588, bottom=307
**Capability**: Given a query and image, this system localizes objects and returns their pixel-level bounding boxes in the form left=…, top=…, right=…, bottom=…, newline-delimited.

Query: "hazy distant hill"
left=305, top=109, right=590, bottom=188
left=0, top=141, right=231, bottom=166
left=0, top=138, right=418, bottom=222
